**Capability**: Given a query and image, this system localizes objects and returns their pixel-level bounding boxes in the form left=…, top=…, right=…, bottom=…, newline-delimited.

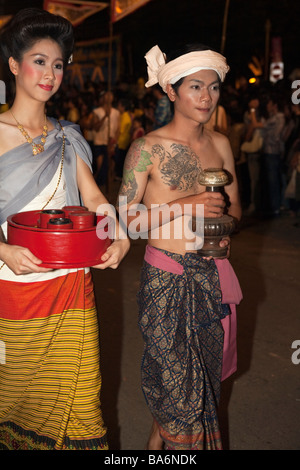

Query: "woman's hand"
left=0, top=244, right=52, bottom=275
left=92, top=238, right=130, bottom=270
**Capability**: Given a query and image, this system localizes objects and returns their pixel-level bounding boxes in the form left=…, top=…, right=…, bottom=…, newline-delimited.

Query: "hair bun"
left=0, top=8, right=74, bottom=66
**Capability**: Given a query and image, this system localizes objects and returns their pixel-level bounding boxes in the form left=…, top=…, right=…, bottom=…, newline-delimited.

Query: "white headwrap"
left=145, top=45, right=229, bottom=92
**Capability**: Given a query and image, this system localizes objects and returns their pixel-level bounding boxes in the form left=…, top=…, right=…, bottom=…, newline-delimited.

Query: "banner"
left=111, top=0, right=151, bottom=22
left=269, top=37, right=284, bottom=83
left=65, top=36, right=121, bottom=88
left=43, top=0, right=108, bottom=26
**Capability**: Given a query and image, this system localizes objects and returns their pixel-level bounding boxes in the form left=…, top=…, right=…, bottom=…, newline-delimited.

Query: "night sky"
left=1, top=0, right=300, bottom=82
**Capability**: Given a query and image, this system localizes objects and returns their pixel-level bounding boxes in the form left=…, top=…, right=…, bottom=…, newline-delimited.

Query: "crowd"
left=2, top=69, right=299, bottom=218
left=221, top=77, right=300, bottom=219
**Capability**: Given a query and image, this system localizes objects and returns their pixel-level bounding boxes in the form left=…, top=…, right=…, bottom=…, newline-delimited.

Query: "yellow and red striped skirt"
left=0, top=270, right=108, bottom=450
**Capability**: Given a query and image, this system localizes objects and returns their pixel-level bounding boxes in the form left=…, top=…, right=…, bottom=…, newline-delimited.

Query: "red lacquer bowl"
left=7, top=210, right=113, bottom=269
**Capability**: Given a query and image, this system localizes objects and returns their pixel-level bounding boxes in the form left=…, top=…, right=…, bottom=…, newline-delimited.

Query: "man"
left=118, top=44, right=242, bottom=450
left=250, top=94, right=285, bottom=215
left=92, top=91, right=120, bottom=186
left=114, top=98, right=132, bottom=179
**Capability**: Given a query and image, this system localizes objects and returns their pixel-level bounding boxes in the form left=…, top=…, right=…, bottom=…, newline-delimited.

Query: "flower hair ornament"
left=144, top=45, right=230, bottom=92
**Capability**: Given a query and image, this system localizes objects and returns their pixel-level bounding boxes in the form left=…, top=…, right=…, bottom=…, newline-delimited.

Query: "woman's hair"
left=0, top=8, right=74, bottom=66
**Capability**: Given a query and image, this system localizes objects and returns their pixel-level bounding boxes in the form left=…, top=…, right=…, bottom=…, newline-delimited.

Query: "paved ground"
left=91, top=197, right=300, bottom=451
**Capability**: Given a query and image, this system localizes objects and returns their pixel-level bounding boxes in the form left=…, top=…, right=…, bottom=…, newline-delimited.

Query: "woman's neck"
left=10, top=98, right=47, bottom=130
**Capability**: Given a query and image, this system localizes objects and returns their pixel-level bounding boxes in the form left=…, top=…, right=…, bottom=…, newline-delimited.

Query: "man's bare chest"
left=149, top=142, right=222, bottom=192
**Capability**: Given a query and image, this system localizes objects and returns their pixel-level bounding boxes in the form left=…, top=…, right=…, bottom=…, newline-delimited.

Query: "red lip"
left=38, top=84, right=53, bottom=91
left=197, top=108, right=211, bottom=112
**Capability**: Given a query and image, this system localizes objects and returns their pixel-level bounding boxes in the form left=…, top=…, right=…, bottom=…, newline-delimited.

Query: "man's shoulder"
left=112, top=107, right=120, bottom=115
left=93, top=106, right=103, bottom=116
left=204, top=127, right=232, bottom=160
left=138, top=129, right=163, bottom=144
left=129, top=134, right=153, bottom=150
left=204, top=126, right=229, bottom=144
left=127, top=131, right=168, bottom=157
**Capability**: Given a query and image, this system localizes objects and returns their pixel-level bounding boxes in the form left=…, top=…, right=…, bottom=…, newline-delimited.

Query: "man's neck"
left=170, top=115, right=205, bottom=145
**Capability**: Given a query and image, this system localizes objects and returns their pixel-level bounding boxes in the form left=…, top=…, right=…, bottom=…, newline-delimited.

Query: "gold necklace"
left=0, top=122, right=65, bottom=271
left=10, top=111, right=48, bottom=156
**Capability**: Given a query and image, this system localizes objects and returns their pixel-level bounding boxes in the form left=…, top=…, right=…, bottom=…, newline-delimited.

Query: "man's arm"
left=118, top=137, right=155, bottom=205
left=117, top=137, right=156, bottom=232
left=215, top=133, right=242, bottom=221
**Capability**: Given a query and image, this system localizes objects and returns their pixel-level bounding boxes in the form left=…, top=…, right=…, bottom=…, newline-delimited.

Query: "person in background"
left=241, top=94, right=265, bottom=214
left=131, top=115, right=145, bottom=141
left=114, top=98, right=132, bottom=179
left=92, top=90, right=120, bottom=187
left=250, top=93, right=285, bottom=216
left=66, top=97, right=80, bottom=123
left=152, top=83, right=172, bottom=129
left=205, top=103, right=228, bottom=135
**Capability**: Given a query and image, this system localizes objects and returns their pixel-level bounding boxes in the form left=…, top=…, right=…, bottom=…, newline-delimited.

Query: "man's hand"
left=185, top=191, right=226, bottom=218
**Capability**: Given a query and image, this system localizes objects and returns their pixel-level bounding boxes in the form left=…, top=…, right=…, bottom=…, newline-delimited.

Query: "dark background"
left=1, top=0, right=299, bottom=83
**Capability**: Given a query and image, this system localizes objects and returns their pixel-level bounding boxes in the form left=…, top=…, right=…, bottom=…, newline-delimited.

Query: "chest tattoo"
left=154, top=143, right=202, bottom=190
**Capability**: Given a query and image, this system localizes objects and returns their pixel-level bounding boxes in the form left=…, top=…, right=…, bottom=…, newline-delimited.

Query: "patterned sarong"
left=0, top=270, right=108, bottom=450
left=137, top=246, right=231, bottom=450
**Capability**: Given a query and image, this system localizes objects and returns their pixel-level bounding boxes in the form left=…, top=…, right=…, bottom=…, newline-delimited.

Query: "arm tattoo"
left=158, top=143, right=202, bottom=190
left=119, top=138, right=153, bottom=203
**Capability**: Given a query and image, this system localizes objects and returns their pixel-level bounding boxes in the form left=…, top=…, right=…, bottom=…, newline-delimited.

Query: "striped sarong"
left=137, top=246, right=231, bottom=450
left=0, top=270, right=108, bottom=450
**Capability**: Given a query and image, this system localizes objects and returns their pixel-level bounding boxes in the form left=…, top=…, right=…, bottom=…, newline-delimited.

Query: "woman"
left=0, top=8, right=129, bottom=450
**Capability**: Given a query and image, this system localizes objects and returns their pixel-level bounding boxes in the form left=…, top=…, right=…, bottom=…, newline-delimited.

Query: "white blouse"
left=0, top=165, right=88, bottom=282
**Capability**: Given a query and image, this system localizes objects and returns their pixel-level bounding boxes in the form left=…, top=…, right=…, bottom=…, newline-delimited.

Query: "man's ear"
left=8, top=57, right=19, bottom=76
left=166, top=83, right=176, bottom=102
